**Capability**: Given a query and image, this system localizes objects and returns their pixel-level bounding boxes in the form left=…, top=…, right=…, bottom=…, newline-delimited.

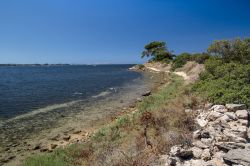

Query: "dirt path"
left=145, top=67, right=189, bottom=80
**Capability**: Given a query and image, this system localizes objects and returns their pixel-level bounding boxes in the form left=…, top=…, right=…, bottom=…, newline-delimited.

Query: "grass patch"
left=23, top=74, right=197, bottom=166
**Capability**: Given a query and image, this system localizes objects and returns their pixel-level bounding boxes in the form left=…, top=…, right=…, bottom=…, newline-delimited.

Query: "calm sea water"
left=0, top=65, right=141, bottom=120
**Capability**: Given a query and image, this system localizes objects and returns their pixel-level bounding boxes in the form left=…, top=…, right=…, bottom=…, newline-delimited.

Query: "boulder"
left=183, top=159, right=206, bottom=166
left=235, top=110, right=248, bottom=119
left=223, top=128, right=246, bottom=143
left=206, top=158, right=225, bottom=166
left=170, top=145, right=193, bottom=159
left=226, top=104, right=246, bottom=112
left=208, top=111, right=223, bottom=121
left=191, top=147, right=203, bottom=159
left=62, top=135, right=71, bottom=141
left=225, top=112, right=237, bottom=120
left=236, top=125, right=247, bottom=138
left=32, top=143, right=41, bottom=150
left=196, top=118, right=208, bottom=128
left=50, top=144, right=57, bottom=149
left=193, top=141, right=209, bottom=149
left=247, top=128, right=250, bottom=139
left=201, top=138, right=213, bottom=146
left=210, top=105, right=226, bottom=112
left=215, top=142, right=246, bottom=151
left=136, top=97, right=142, bottom=102
left=193, top=130, right=201, bottom=139
left=49, top=134, right=60, bottom=141
left=213, top=151, right=225, bottom=159
left=142, top=91, right=151, bottom=97
left=201, top=149, right=211, bottom=161
left=223, top=149, right=250, bottom=166
left=219, top=114, right=230, bottom=122
left=238, top=119, right=248, bottom=126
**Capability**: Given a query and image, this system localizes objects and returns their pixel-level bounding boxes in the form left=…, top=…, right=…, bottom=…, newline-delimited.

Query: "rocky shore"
left=160, top=104, right=250, bottom=166
left=0, top=71, right=167, bottom=166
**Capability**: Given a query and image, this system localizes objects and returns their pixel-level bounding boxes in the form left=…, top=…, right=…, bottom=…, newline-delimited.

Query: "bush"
left=207, top=38, right=250, bottom=64
left=191, top=53, right=210, bottom=64
left=171, top=53, right=191, bottom=70
left=193, top=58, right=250, bottom=106
left=171, top=53, right=210, bottom=70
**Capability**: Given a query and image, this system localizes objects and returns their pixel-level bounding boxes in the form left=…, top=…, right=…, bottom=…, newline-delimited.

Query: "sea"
left=0, top=64, right=153, bottom=149
left=0, top=65, right=141, bottom=120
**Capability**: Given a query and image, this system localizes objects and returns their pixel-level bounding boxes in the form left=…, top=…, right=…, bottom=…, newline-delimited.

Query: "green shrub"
left=207, top=38, right=250, bottom=64
left=193, top=58, right=250, bottom=106
left=171, top=53, right=191, bottom=70
left=171, top=53, right=210, bottom=71
left=191, top=53, right=210, bottom=64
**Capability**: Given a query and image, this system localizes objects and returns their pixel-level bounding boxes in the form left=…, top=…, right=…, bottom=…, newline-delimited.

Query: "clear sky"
left=0, top=0, right=250, bottom=64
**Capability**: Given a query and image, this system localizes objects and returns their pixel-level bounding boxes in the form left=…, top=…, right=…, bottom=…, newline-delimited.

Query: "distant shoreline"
left=0, top=64, right=138, bottom=67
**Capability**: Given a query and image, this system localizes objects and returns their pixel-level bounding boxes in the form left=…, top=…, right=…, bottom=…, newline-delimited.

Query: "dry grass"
left=23, top=74, right=201, bottom=166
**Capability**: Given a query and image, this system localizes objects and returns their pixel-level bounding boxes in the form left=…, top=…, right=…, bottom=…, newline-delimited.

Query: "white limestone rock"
left=226, top=104, right=246, bottom=112
left=235, top=110, right=248, bottom=119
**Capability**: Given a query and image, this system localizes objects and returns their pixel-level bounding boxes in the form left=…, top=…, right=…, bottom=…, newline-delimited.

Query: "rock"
left=0, top=155, right=15, bottom=163
left=73, top=130, right=81, bottom=134
left=40, top=147, right=49, bottom=152
left=51, top=144, right=57, bottom=149
left=247, top=128, right=250, bottom=139
left=32, top=143, right=41, bottom=150
left=225, top=112, right=237, bottom=120
left=210, top=105, right=226, bottom=112
left=191, top=147, right=203, bottom=159
left=4, top=147, right=10, bottom=152
left=170, top=146, right=193, bottom=159
left=63, top=135, right=71, bottom=141
left=226, top=104, right=246, bottom=112
left=201, top=149, right=211, bottom=161
left=219, top=114, right=230, bottom=122
left=236, top=110, right=248, bottom=119
left=233, top=137, right=247, bottom=143
left=201, top=138, right=213, bottom=146
left=50, top=134, right=60, bottom=141
left=200, top=131, right=210, bottom=139
left=238, top=119, right=248, bottom=126
left=223, top=148, right=250, bottom=166
left=193, top=130, right=201, bottom=139
left=223, top=129, right=246, bottom=143
left=170, top=146, right=180, bottom=156
left=196, top=113, right=209, bottom=127
left=185, top=109, right=193, bottom=113
left=142, top=91, right=151, bottom=96
left=206, top=158, right=224, bottom=166
left=205, top=103, right=213, bottom=109
left=136, top=98, right=142, bottom=102
left=235, top=125, right=247, bottom=138
left=208, top=111, right=223, bottom=121
left=183, top=159, right=206, bottom=166
left=193, top=141, right=209, bottom=149
left=213, top=151, right=225, bottom=159
left=215, top=142, right=246, bottom=151
left=165, top=156, right=179, bottom=166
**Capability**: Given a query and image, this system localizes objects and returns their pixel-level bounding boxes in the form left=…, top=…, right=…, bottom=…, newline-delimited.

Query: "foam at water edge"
left=4, top=100, right=81, bottom=122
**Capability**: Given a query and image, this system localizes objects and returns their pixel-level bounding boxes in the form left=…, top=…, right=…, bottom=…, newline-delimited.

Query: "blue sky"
left=0, top=0, right=250, bottom=64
